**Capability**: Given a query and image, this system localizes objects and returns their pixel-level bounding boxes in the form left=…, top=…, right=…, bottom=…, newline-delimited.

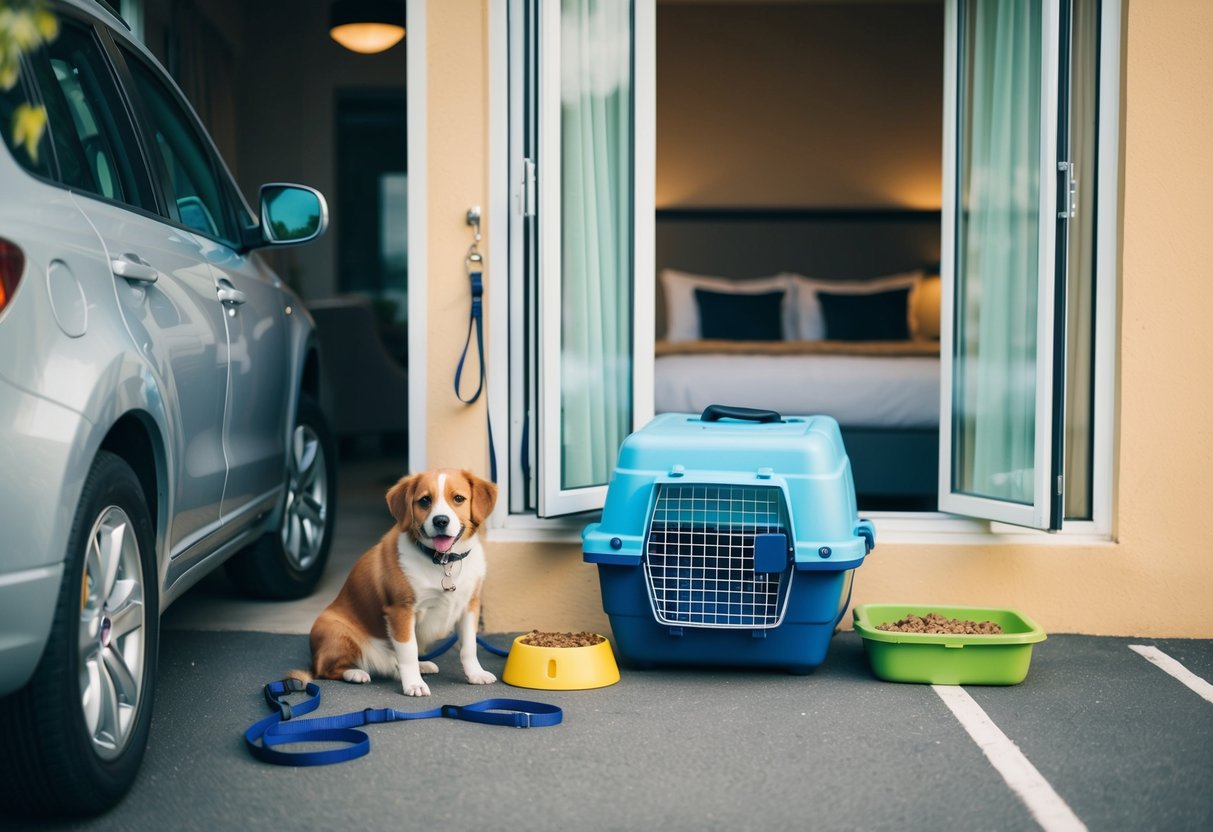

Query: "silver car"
left=0, top=0, right=337, bottom=816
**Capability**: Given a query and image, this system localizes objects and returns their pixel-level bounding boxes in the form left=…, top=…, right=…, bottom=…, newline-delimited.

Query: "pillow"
left=660, top=269, right=796, bottom=342
left=911, top=274, right=942, bottom=340
left=817, top=286, right=912, bottom=341
left=790, top=271, right=922, bottom=340
left=694, top=288, right=785, bottom=341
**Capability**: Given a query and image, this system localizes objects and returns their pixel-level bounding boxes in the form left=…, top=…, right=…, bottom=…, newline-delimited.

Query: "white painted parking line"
left=933, top=685, right=1087, bottom=832
left=1128, top=645, right=1213, bottom=704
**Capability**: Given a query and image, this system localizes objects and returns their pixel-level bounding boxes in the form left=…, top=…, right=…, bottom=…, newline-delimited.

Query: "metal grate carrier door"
left=643, top=484, right=794, bottom=628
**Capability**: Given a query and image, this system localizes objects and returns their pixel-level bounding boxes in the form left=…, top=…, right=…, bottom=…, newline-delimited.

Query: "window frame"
left=532, top=0, right=655, bottom=518
left=485, top=0, right=1118, bottom=543
left=937, top=0, right=1066, bottom=530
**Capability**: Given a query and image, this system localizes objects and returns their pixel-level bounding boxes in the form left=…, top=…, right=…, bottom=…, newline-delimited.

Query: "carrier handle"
left=700, top=404, right=783, bottom=424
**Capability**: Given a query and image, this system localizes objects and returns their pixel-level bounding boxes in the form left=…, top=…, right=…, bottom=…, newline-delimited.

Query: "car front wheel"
left=0, top=451, right=158, bottom=817
left=225, top=394, right=337, bottom=599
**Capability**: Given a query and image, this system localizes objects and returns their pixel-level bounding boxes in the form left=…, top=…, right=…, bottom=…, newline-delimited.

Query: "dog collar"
left=417, top=541, right=469, bottom=566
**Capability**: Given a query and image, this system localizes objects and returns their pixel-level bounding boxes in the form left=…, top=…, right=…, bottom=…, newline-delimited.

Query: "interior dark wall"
left=138, top=0, right=407, bottom=301
left=657, top=1, right=945, bottom=210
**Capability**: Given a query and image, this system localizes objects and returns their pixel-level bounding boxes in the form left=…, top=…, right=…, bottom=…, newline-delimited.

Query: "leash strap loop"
left=245, top=680, right=561, bottom=767
left=453, top=267, right=497, bottom=483
left=454, top=270, right=485, bottom=405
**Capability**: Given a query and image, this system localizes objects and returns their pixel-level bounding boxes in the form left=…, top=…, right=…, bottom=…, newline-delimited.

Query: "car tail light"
left=0, top=238, right=24, bottom=314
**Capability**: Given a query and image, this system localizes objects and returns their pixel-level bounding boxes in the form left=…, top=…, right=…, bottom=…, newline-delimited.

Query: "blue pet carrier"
left=583, top=405, right=875, bottom=673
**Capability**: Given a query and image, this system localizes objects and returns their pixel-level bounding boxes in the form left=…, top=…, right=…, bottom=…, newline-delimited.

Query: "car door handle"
left=111, top=253, right=159, bottom=284
left=217, top=281, right=247, bottom=306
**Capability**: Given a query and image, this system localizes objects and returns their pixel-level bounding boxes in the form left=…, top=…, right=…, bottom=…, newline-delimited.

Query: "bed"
left=654, top=208, right=942, bottom=509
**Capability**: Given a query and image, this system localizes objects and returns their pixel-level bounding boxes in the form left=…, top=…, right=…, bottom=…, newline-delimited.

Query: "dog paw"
left=465, top=668, right=497, bottom=685
left=342, top=668, right=371, bottom=684
left=419, top=661, right=439, bottom=675
left=402, top=679, right=431, bottom=697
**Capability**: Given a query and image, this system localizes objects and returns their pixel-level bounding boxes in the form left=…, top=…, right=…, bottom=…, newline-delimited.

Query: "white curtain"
left=954, top=0, right=1042, bottom=503
left=559, top=0, right=633, bottom=490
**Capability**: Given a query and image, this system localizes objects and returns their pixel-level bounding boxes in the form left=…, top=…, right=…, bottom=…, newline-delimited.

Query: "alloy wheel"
left=78, top=506, right=146, bottom=761
left=281, top=422, right=329, bottom=572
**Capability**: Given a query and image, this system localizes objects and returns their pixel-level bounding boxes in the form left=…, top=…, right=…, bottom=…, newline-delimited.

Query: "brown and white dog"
left=301, top=468, right=498, bottom=697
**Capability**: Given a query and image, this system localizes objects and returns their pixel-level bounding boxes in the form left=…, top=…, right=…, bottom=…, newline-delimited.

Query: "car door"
left=115, top=45, right=291, bottom=528
left=35, top=17, right=230, bottom=559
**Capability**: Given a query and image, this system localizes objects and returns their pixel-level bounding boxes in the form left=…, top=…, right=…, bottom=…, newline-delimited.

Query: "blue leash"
left=453, top=265, right=497, bottom=483
left=420, top=633, right=509, bottom=662
left=245, top=679, right=562, bottom=767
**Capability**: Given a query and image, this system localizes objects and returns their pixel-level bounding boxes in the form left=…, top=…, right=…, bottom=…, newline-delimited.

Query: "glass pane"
left=952, top=0, right=1042, bottom=504
left=1064, top=0, right=1098, bottom=520
left=559, top=0, right=633, bottom=491
left=124, top=51, right=235, bottom=244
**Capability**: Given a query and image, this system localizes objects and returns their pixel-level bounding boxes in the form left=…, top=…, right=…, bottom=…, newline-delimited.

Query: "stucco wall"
left=426, top=0, right=1213, bottom=638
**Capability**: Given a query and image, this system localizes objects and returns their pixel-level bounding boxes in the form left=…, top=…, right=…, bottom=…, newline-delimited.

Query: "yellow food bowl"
left=501, top=633, right=620, bottom=690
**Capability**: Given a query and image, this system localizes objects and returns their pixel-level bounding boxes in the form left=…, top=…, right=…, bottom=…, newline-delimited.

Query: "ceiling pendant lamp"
left=330, top=0, right=406, bottom=54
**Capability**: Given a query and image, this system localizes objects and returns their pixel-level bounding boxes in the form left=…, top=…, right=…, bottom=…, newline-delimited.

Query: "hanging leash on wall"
left=244, top=678, right=561, bottom=767
left=454, top=206, right=497, bottom=482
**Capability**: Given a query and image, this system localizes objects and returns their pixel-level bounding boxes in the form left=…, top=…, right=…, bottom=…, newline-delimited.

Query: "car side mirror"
left=253, top=183, right=329, bottom=248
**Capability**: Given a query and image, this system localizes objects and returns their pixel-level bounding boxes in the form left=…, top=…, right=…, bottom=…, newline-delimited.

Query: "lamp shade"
left=330, top=0, right=406, bottom=54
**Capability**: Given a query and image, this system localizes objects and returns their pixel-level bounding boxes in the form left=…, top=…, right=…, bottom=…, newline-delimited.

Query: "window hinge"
left=520, top=158, right=536, bottom=217
left=1057, top=474, right=1064, bottom=496
left=1057, top=161, right=1077, bottom=219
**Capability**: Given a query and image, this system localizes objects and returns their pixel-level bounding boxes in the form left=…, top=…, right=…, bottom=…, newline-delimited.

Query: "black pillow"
left=694, top=288, right=785, bottom=341
left=817, top=287, right=911, bottom=341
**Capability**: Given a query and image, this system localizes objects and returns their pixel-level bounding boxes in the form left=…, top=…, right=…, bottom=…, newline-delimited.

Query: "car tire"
left=225, top=394, right=337, bottom=599
left=0, top=452, right=158, bottom=818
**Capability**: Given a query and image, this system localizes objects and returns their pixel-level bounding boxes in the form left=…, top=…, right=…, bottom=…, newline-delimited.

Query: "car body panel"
left=72, top=192, right=231, bottom=555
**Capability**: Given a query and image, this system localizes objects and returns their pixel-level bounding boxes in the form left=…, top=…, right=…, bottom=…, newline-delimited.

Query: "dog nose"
left=432, top=514, right=450, bottom=530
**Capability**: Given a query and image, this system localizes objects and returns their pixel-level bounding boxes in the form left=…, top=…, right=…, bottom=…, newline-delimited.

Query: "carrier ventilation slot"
left=643, top=484, right=793, bottom=629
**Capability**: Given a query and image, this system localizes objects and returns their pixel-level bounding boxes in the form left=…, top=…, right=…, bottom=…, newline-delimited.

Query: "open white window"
left=496, top=0, right=1114, bottom=535
left=505, top=0, right=654, bottom=519
left=939, top=0, right=1105, bottom=531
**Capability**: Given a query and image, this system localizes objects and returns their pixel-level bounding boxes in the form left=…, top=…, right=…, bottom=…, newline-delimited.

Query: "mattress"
left=654, top=351, right=940, bottom=429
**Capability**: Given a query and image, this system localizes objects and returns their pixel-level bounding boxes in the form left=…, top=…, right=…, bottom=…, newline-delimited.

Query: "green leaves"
left=0, top=0, right=58, bottom=162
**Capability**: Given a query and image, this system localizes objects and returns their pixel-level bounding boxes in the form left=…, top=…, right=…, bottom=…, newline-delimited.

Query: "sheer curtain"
left=954, top=0, right=1042, bottom=504
left=559, top=0, right=633, bottom=490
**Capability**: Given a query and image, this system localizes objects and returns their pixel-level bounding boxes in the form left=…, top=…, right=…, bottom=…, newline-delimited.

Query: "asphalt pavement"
left=5, top=454, right=1211, bottom=831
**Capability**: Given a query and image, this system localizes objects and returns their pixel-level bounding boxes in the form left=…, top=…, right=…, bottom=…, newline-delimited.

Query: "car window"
left=47, top=22, right=155, bottom=208
left=121, top=49, right=238, bottom=246
left=0, top=20, right=153, bottom=209
left=0, top=19, right=154, bottom=208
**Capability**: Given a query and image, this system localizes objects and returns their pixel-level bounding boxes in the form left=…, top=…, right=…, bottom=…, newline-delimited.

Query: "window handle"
left=111, top=253, right=159, bottom=284
left=1058, top=161, right=1078, bottom=219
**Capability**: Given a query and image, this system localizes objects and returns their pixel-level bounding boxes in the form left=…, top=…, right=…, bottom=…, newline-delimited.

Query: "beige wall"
left=420, top=2, right=500, bottom=474
left=427, top=0, right=1213, bottom=638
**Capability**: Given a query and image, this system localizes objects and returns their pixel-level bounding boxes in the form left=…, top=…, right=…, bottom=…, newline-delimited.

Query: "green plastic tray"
left=852, top=604, right=1047, bottom=685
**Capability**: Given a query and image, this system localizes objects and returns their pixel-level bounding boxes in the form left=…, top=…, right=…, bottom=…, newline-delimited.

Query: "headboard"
left=655, top=208, right=941, bottom=339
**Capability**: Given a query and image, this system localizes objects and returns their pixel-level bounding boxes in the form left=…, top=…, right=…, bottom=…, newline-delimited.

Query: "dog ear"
left=386, top=473, right=421, bottom=525
left=463, top=470, right=498, bottom=528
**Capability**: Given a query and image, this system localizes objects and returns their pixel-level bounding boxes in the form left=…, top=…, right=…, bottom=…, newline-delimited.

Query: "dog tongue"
left=432, top=535, right=455, bottom=554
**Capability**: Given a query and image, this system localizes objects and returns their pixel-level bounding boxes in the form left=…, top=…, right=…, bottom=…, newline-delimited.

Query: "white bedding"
left=654, top=352, right=940, bottom=429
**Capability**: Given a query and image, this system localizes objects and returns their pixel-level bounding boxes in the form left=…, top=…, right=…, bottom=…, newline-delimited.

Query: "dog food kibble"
left=875, top=612, right=1004, bottom=635
left=520, top=630, right=604, bottom=648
